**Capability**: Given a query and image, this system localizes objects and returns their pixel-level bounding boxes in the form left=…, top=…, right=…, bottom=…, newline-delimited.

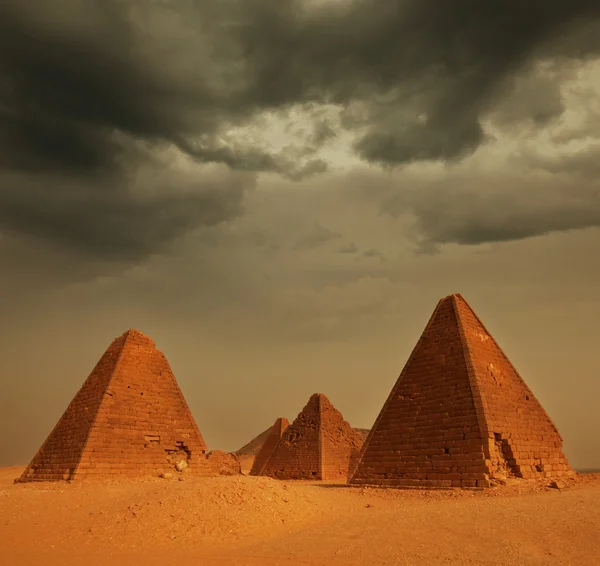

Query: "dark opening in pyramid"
left=259, top=393, right=364, bottom=481
left=350, top=294, right=574, bottom=489
left=17, top=329, right=207, bottom=482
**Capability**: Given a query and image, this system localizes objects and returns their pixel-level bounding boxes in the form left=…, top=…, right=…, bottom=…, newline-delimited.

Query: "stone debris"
left=205, top=451, right=242, bottom=476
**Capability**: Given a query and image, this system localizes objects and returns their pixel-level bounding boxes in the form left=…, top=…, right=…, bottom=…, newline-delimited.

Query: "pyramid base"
left=347, top=481, right=485, bottom=491
left=349, top=478, right=491, bottom=488
left=349, top=469, right=578, bottom=490
left=15, top=451, right=242, bottom=484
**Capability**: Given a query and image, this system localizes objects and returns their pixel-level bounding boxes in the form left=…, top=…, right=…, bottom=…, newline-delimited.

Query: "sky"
left=1, top=0, right=599, bottom=470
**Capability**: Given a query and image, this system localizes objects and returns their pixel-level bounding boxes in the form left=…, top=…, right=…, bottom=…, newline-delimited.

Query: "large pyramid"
left=259, top=393, right=364, bottom=480
left=18, top=329, right=207, bottom=482
left=350, top=294, right=574, bottom=489
left=249, top=417, right=289, bottom=476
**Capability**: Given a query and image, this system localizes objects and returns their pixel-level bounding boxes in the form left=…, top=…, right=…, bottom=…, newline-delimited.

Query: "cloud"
left=245, top=230, right=280, bottom=254
left=270, top=275, right=400, bottom=340
left=336, top=242, right=359, bottom=254
left=361, top=248, right=386, bottom=262
left=380, top=172, right=600, bottom=247
left=293, top=221, right=341, bottom=250
left=487, top=62, right=570, bottom=128
left=1, top=0, right=600, bottom=265
left=0, top=160, right=253, bottom=264
left=523, top=143, right=600, bottom=177
left=2, top=0, right=600, bottom=178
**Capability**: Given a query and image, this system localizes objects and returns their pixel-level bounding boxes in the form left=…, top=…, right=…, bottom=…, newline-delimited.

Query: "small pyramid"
left=236, top=426, right=274, bottom=458
left=18, top=329, right=207, bottom=482
left=350, top=294, right=574, bottom=488
left=249, top=417, right=289, bottom=476
left=259, top=393, right=364, bottom=481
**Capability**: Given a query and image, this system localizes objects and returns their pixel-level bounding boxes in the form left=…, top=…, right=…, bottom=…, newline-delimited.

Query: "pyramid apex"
left=440, top=293, right=465, bottom=302
left=310, top=392, right=329, bottom=400
left=123, top=328, right=147, bottom=336
left=119, top=328, right=155, bottom=343
left=308, top=392, right=333, bottom=408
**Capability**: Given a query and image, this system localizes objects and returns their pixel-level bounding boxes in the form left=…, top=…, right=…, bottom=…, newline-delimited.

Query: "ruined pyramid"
left=18, top=329, right=207, bottom=482
left=259, top=393, right=364, bottom=480
left=350, top=294, right=574, bottom=489
left=249, top=417, right=289, bottom=476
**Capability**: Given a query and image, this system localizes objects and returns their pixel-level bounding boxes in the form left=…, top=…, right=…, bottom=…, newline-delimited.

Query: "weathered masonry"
left=350, top=294, right=574, bottom=489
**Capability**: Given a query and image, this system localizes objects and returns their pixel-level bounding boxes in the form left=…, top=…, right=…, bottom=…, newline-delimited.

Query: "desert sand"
left=1, top=467, right=599, bottom=566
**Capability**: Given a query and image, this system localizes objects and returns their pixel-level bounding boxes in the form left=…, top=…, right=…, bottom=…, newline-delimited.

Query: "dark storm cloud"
left=229, top=0, right=600, bottom=164
left=486, top=69, right=568, bottom=129
left=379, top=175, right=600, bottom=248
left=2, top=0, right=600, bottom=175
left=0, top=168, right=252, bottom=262
left=1, top=0, right=600, bottom=259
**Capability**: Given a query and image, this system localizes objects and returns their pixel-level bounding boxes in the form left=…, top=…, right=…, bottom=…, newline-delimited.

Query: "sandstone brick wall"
left=455, top=294, right=573, bottom=480
left=350, top=294, right=574, bottom=489
left=18, top=333, right=128, bottom=482
left=18, top=329, right=208, bottom=482
left=260, top=394, right=365, bottom=481
left=250, top=418, right=289, bottom=476
left=350, top=297, right=489, bottom=488
left=261, top=397, right=322, bottom=480
left=319, top=399, right=364, bottom=480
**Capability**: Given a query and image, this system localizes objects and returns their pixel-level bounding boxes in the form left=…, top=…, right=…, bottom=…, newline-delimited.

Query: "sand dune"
left=2, top=466, right=599, bottom=565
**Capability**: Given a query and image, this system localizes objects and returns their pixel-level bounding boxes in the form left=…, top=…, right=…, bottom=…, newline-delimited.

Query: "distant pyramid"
left=350, top=294, right=574, bottom=488
left=353, top=428, right=370, bottom=444
left=18, top=329, right=207, bottom=482
left=236, top=427, right=273, bottom=459
left=260, top=393, right=364, bottom=480
left=250, top=417, right=289, bottom=476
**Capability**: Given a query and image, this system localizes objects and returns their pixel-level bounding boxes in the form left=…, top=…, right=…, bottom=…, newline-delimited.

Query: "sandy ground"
left=1, top=466, right=599, bottom=566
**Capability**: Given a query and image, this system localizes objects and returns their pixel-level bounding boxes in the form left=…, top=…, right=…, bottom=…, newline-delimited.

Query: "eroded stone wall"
left=261, top=397, right=322, bottom=480
left=319, top=398, right=364, bottom=480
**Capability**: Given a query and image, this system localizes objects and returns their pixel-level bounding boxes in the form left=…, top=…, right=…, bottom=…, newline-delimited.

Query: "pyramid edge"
left=349, top=296, right=448, bottom=483
left=18, top=332, right=127, bottom=483
left=454, top=294, right=565, bottom=442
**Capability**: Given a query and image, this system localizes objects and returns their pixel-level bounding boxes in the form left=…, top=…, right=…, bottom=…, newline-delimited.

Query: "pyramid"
left=249, top=417, right=289, bottom=476
left=236, top=426, right=273, bottom=459
left=353, top=428, right=370, bottom=444
left=350, top=294, right=574, bottom=489
left=259, top=393, right=364, bottom=480
left=17, top=329, right=207, bottom=482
